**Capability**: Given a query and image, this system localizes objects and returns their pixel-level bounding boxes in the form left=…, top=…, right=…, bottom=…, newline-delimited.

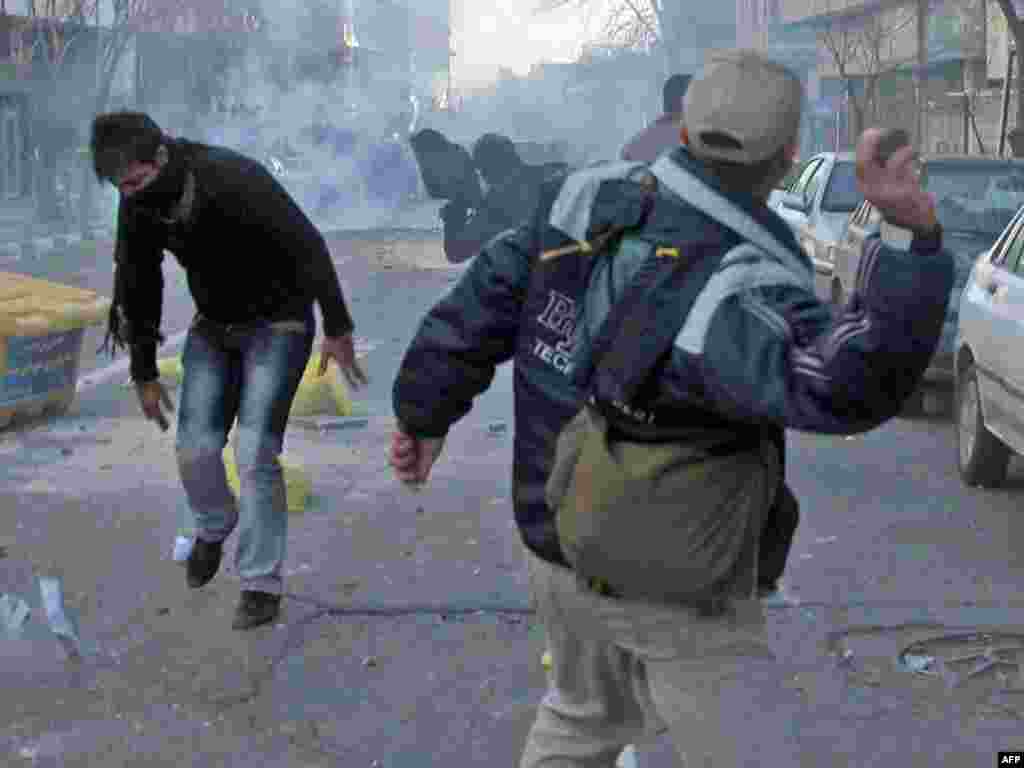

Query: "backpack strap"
left=583, top=238, right=730, bottom=407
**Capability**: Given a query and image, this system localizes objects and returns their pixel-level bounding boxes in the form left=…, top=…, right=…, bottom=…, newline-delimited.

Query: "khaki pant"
left=520, top=549, right=805, bottom=767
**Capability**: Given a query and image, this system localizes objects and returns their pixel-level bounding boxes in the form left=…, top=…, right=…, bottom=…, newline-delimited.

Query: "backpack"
left=541, top=170, right=781, bottom=606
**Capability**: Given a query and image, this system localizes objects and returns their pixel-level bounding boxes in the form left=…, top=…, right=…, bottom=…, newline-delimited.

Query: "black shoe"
left=232, top=590, right=281, bottom=630
left=186, top=538, right=223, bottom=589
left=757, top=581, right=779, bottom=599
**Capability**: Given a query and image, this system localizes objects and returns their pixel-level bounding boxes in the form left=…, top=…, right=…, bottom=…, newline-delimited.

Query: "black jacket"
left=442, top=163, right=565, bottom=264
left=109, top=139, right=353, bottom=383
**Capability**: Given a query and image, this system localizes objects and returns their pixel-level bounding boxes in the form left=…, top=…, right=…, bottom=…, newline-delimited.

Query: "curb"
left=0, top=227, right=114, bottom=266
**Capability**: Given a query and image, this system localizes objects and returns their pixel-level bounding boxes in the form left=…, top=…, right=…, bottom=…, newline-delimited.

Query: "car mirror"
left=780, top=191, right=808, bottom=212
left=975, top=257, right=996, bottom=289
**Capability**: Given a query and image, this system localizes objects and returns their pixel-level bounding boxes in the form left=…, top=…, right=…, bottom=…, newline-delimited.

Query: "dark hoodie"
left=106, top=139, right=354, bottom=383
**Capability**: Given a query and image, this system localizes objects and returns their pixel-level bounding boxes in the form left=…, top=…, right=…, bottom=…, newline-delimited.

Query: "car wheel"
left=956, top=364, right=1010, bottom=487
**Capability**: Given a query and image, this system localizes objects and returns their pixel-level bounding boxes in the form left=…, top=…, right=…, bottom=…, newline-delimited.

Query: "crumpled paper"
left=172, top=536, right=194, bottom=564
left=0, top=593, right=30, bottom=636
left=39, top=577, right=82, bottom=658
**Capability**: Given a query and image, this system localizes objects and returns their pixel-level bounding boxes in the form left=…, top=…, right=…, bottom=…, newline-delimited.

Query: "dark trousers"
left=758, top=481, right=799, bottom=589
left=758, top=435, right=799, bottom=590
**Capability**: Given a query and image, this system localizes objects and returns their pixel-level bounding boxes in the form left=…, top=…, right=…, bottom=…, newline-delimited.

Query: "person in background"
left=441, top=133, right=564, bottom=264
left=620, top=73, right=691, bottom=162
left=389, top=50, right=953, bottom=764
left=90, top=111, right=367, bottom=630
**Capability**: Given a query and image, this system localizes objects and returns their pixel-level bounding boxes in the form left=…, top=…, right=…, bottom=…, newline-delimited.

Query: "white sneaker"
left=759, top=583, right=800, bottom=608
left=616, top=745, right=639, bottom=768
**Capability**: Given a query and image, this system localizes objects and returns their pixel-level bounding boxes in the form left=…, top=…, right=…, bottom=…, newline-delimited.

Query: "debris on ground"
left=290, top=352, right=354, bottom=418
left=313, top=416, right=370, bottom=432
left=172, top=535, right=194, bottom=564
left=223, top=440, right=311, bottom=514
left=0, top=593, right=30, bottom=636
left=38, top=576, right=82, bottom=658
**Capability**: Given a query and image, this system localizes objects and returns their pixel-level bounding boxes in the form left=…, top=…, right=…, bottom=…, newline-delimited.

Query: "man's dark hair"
left=663, top=74, right=691, bottom=115
left=90, top=111, right=165, bottom=184
left=473, top=133, right=521, bottom=183
left=410, top=128, right=448, bottom=152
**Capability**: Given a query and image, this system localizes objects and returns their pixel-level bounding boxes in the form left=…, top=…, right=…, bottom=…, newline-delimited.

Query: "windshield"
left=821, top=162, right=862, bottom=212
left=926, top=163, right=1024, bottom=236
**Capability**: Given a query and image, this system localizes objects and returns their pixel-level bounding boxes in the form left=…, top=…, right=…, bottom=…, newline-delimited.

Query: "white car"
left=955, top=202, right=1024, bottom=487
left=770, top=152, right=863, bottom=285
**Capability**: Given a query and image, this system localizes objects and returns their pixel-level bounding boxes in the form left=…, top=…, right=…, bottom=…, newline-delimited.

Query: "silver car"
left=770, top=152, right=863, bottom=290
left=956, top=203, right=1024, bottom=487
left=834, top=157, right=1024, bottom=416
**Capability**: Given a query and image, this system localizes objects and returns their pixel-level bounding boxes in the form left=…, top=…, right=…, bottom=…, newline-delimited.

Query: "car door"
left=968, top=212, right=1024, bottom=452
left=988, top=221, right=1024, bottom=452
left=834, top=201, right=870, bottom=299
left=777, top=157, right=823, bottom=233
left=806, top=159, right=861, bottom=264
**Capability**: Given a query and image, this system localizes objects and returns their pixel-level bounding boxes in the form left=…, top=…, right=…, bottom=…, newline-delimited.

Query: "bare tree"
left=535, top=0, right=694, bottom=74
left=995, top=0, right=1024, bottom=132
left=819, top=8, right=914, bottom=145
left=10, top=0, right=258, bottom=224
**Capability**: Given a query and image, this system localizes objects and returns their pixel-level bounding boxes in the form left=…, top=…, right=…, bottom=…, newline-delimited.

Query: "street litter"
left=157, top=356, right=184, bottom=388
left=39, top=576, right=82, bottom=658
left=815, top=536, right=838, bottom=544
left=172, top=535, right=194, bottom=564
left=903, top=654, right=936, bottom=674
left=487, top=421, right=508, bottom=435
left=289, top=352, right=354, bottom=418
left=363, top=656, right=378, bottom=668
left=223, top=442, right=311, bottom=514
left=314, top=416, right=369, bottom=431
left=541, top=651, right=553, bottom=670
left=0, top=593, right=30, bottom=635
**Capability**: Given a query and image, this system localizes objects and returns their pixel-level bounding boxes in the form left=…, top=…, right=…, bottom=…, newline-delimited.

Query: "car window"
left=990, top=208, right=1024, bottom=263
left=925, top=162, right=1024, bottom=237
left=997, top=219, right=1024, bottom=272
left=821, top=162, right=862, bottom=213
left=791, top=159, right=822, bottom=197
left=777, top=161, right=807, bottom=192
left=801, top=162, right=827, bottom=204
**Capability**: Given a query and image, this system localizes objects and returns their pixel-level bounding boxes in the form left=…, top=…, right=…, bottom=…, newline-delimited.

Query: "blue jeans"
left=175, top=312, right=314, bottom=595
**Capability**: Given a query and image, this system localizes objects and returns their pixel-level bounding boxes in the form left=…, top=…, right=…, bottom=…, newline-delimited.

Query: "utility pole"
left=915, top=0, right=928, bottom=151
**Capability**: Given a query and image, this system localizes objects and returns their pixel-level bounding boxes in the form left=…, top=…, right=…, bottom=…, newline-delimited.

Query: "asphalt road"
left=3, top=237, right=1024, bottom=765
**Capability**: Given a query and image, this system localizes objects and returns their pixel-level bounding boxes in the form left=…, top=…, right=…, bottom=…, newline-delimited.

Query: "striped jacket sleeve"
left=669, top=230, right=955, bottom=434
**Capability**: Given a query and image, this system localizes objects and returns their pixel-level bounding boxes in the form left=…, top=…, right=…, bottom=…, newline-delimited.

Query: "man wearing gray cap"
left=390, top=50, right=952, bottom=764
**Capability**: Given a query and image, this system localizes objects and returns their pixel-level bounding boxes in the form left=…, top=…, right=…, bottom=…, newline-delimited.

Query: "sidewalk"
left=0, top=198, right=444, bottom=275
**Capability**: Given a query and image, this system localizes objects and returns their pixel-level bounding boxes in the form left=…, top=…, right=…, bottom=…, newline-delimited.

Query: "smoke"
left=151, top=1, right=436, bottom=230
left=117, top=2, right=665, bottom=229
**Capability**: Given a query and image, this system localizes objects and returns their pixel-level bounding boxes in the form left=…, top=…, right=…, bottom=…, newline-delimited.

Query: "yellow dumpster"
left=0, top=272, right=110, bottom=429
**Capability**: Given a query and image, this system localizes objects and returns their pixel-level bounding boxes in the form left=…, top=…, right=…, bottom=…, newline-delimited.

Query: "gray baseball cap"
left=684, top=49, right=803, bottom=165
